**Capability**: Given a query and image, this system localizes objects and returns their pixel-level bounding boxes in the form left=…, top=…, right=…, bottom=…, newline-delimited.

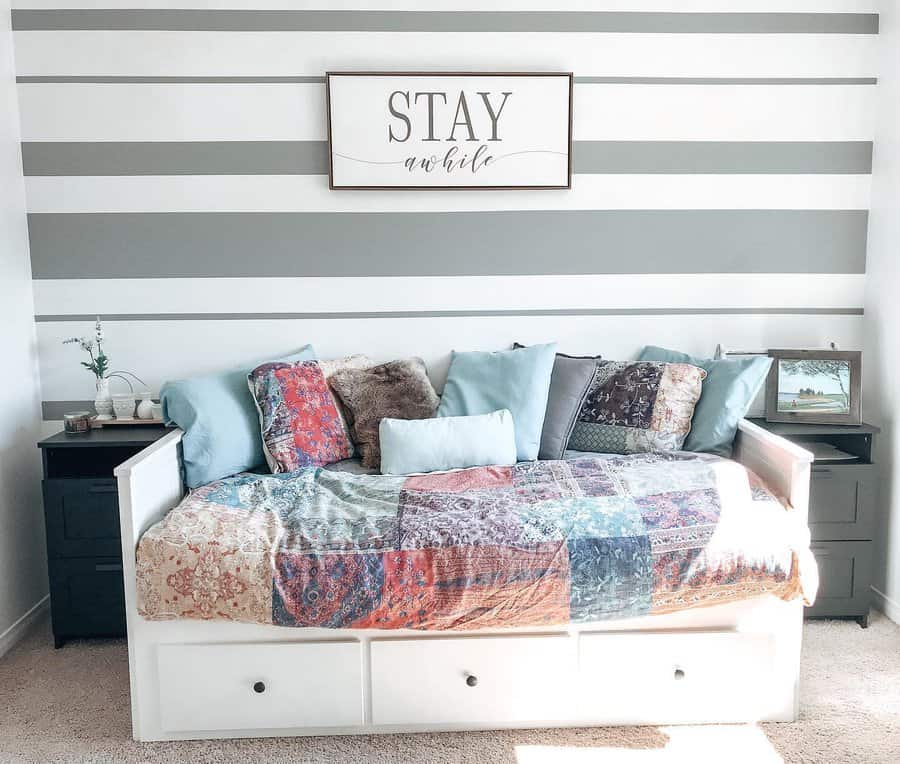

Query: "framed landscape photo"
left=325, top=72, right=573, bottom=190
left=765, top=349, right=862, bottom=425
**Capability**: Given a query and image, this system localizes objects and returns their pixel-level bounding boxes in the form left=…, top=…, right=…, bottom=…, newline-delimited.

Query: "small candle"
left=63, top=411, right=92, bottom=435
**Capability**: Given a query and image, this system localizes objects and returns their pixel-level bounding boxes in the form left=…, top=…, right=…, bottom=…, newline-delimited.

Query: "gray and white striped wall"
left=10, top=1, right=877, bottom=418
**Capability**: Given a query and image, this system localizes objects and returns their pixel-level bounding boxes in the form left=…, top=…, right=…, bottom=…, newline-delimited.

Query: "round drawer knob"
left=465, top=674, right=478, bottom=688
left=253, top=681, right=266, bottom=694
left=673, top=668, right=686, bottom=681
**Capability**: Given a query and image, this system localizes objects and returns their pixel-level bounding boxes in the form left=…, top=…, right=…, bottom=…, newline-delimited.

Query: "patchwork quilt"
left=136, top=452, right=816, bottom=630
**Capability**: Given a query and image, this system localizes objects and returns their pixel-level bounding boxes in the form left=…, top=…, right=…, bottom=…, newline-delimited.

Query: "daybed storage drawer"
left=157, top=642, right=363, bottom=732
left=578, top=631, right=776, bottom=723
left=371, top=635, right=576, bottom=726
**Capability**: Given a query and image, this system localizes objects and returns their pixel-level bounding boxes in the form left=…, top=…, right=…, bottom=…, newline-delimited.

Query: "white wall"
left=9, top=3, right=875, bottom=413
left=0, top=3, right=886, bottom=629
left=0, top=0, right=48, bottom=653
left=863, top=0, right=900, bottom=622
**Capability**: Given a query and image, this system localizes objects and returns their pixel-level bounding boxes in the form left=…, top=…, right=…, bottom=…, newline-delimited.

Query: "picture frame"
left=325, top=71, right=574, bottom=190
left=765, top=349, right=862, bottom=425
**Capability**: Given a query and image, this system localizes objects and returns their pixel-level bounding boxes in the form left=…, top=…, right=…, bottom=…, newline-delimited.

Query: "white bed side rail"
left=114, top=428, right=185, bottom=739
left=115, top=428, right=185, bottom=547
left=734, top=419, right=813, bottom=521
left=734, top=419, right=812, bottom=722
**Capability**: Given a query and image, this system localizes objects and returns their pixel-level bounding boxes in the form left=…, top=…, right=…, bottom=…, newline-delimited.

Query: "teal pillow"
left=379, top=410, right=517, bottom=475
left=161, top=345, right=315, bottom=488
left=637, top=345, right=771, bottom=458
left=436, top=343, right=557, bottom=461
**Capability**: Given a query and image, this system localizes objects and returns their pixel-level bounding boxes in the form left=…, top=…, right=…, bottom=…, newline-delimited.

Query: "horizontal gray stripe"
left=16, top=76, right=878, bottom=85
left=576, top=142, right=873, bottom=174
left=578, top=77, right=877, bottom=85
left=35, top=308, right=865, bottom=323
left=11, top=10, right=879, bottom=34
left=21, top=141, right=874, bottom=176
left=18, top=76, right=331, bottom=84
left=43, top=401, right=95, bottom=420
left=28, top=210, right=868, bottom=279
left=22, top=142, right=329, bottom=176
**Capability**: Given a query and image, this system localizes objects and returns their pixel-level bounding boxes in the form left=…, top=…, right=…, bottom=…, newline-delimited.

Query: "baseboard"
left=871, top=586, right=900, bottom=625
left=0, top=595, right=49, bottom=660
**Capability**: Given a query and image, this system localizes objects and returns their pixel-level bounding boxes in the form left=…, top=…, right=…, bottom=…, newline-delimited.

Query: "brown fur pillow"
left=329, top=358, right=439, bottom=469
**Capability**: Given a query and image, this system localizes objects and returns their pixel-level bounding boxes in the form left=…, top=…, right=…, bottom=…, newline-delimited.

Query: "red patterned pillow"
left=248, top=360, right=351, bottom=472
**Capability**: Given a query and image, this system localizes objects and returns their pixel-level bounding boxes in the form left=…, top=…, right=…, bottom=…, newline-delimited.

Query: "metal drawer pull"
left=674, top=668, right=686, bottom=681
left=465, top=674, right=478, bottom=687
left=253, top=681, right=266, bottom=694
left=94, top=563, right=122, bottom=572
left=88, top=484, right=118, bottom=494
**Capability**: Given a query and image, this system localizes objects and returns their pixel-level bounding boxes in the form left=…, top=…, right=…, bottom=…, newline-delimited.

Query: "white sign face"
left=326, top=72, right=572, bottom=190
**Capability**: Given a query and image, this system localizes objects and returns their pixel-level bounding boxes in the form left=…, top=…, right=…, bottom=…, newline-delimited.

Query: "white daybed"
left=115, top=418, right=812, bottom=742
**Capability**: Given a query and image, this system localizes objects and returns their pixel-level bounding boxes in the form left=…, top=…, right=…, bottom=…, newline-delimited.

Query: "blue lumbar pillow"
left=161, top=345, right=316, bottom=488
left=637, top=345, right=772, bottom=458
left=436, top=342, right=557, bottom=461
left=379, top=410, right=517, bottom=475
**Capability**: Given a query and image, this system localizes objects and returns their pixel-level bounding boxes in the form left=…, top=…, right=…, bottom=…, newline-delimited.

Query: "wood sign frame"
left=325, top=72, right=574, bottom=190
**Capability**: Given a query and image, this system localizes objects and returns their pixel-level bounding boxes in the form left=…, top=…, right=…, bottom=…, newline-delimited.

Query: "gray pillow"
left=514, top=344, right=600, bottom=460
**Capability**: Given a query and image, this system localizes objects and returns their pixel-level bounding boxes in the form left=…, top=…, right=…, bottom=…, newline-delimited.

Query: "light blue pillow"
left=379, top=410, right=517, bottom=475
left=637, top=345, right=772, bottom=458
left=161, top=345, right=315, bottom=488
left=436, top=343, right=557, bottom=461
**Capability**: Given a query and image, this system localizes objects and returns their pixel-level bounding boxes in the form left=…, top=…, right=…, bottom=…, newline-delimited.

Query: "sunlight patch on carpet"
left=515, top=724, right=783, bottom=763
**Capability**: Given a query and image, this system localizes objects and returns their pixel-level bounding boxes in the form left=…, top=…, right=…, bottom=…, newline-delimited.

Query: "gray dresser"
left=750, top=419, right=879, bottom=628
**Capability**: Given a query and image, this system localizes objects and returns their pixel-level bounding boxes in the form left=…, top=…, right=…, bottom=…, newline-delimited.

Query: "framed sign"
left=325, top=72, right=573, bottom=190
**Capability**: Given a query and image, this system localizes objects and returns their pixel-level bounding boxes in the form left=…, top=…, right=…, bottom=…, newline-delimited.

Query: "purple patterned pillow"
left=248, top=360, right=352, bottom=472
left=568, top=361, right=706, bottom=455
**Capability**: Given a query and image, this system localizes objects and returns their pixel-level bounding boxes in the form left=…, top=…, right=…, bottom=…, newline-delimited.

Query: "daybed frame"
left=115, top=419, right=812, bottom=742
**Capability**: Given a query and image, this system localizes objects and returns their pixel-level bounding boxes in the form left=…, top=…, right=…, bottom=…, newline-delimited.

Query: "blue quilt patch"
left=272, top=551, right=385, bottom=628
left=567, top=535, right=653, bottom=621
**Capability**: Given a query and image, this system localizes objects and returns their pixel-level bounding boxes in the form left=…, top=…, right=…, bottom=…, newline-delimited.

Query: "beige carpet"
left=1, top=614, right=898, bottom=764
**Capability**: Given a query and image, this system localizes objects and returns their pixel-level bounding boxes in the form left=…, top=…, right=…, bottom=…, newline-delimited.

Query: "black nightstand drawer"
left=808, top=463, right=875, bottom=541
left=805, top=540, right=873, bottom=618
left=43, top=478, right=122, bottom=558
left=48, top=557, right=126, bottom=639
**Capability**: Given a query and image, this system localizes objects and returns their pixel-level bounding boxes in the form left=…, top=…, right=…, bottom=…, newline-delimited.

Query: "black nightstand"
left=38, top=427, right=169, bottom=647
left=749, top=419, right=879, bottom=628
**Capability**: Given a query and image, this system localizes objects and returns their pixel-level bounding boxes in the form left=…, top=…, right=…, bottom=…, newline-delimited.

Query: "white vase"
left=94, top=378, right=113, bottom=419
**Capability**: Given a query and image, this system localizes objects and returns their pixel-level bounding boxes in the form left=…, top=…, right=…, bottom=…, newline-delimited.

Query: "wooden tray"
left=91, top=417, right=166, bottom=428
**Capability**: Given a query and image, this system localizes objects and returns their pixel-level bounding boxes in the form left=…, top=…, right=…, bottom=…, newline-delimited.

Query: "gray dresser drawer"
left=808, top=463, right=875, bottom=541
left=805, top=540, right=872, bottom=618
